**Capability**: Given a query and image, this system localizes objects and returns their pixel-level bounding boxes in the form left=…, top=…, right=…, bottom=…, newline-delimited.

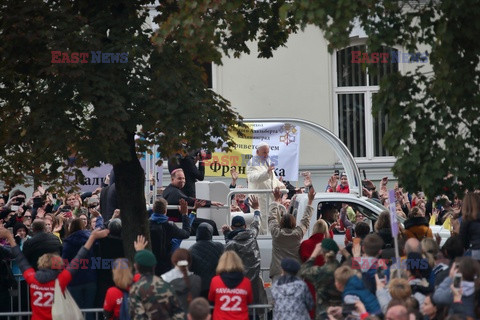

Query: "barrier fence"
left=3, top=270, right=274, bottom=319
left=0, top=305, right=273, bottom=319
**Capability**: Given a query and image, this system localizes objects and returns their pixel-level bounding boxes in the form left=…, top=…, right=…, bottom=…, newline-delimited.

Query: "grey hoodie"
left=271, top=276, right=313, bottom=320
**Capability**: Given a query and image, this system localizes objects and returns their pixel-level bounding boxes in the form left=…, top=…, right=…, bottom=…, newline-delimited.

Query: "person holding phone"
left=433, top=257, right=479, bottom=318
left=333, top=266, right=381, bottom=315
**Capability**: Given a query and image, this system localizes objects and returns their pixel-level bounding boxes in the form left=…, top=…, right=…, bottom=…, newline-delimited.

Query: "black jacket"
left=460, top=218, right=480, bottom=250
left=150, top=214, right=190, bottom=276
left=93, top=235, right=124, bottom=307
left=23, top=232, right=62, bottom=270
left=376, top=228, right=396, bottom=260
left=190, top=223, right=224, bottom=294
left=99, top=170, right=117, bottom=222
left=168, top=155, right=205, bottom=198
left=163, top=184, right=211, bottom=220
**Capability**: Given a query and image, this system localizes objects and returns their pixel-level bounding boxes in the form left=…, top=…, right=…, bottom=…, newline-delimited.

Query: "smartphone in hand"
left=453, top=273, right=462, bottom=288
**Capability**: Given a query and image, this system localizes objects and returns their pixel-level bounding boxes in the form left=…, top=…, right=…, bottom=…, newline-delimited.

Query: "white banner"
left=250, top=122, right=300, bottom=181
left=78, top=160, right=163, bottom=193
left=205, top=122, right=301, bottom=181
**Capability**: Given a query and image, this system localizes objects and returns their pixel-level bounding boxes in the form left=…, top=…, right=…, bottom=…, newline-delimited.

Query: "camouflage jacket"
left=299, top=258, right=342, bottom=320
left=129, top=274, right=185, bottom=320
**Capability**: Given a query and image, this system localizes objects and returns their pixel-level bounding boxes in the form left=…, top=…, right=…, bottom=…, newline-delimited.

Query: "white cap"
left=256, top=141, right=269, bottom=149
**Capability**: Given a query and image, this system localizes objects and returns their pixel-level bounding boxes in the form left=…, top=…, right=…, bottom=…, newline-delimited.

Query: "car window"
left=316, top=201, right=376, bottom=230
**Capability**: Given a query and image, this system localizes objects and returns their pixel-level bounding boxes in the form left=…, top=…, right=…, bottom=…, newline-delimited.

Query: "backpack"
left=119, top=291, right=131, bottom=320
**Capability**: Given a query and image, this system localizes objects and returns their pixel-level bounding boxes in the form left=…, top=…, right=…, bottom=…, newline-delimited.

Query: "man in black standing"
left=150, top=198, right=190, bottom=275
left=163, top=169, right=221, bottom=235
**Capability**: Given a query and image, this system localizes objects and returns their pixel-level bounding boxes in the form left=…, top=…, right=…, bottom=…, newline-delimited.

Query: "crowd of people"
left=0, top=143, right=479, bottom=320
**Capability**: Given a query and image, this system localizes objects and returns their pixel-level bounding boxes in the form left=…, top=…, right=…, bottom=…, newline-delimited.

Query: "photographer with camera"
left=168, top=148, right=210, bottom=198
left=5, top=189, right=27, bottom=211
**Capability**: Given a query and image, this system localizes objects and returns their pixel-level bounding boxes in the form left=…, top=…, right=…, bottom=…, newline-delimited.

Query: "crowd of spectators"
left=1, top=164, right=480, bottom=320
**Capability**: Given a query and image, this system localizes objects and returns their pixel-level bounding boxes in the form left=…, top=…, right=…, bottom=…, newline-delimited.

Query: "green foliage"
left=372, top=0, right=480, bottom=197
left=156, top=0, right=480, bottom=198
left=1, top=0, right=479, bottom=201
left=0, top=0, right=243, bottom=190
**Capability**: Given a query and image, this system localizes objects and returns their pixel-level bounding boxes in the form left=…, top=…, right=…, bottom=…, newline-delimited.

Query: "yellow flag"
left=429, top=214, right=436, bottom=226
left=443, top=217, right=451, bottom=230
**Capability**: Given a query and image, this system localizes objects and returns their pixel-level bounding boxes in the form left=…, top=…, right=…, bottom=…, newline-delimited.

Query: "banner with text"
left=204, top=122, right=300, bottom=181
left=78, top=158, right=163, bottom=193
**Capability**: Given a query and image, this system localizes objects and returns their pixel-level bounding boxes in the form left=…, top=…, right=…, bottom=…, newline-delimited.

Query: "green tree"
left=157, top=0, right=480, bottom=198
left=1, top=0, right=479, bottom=265
left=0, top=0, right=242, bottom=259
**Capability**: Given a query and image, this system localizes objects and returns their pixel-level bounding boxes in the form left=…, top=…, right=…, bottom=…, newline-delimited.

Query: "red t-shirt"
left=103, top=287, right=124, bottom=320
left=23, top=267, right=72, bottom=320
left=208, top=275, right=253, bottom=320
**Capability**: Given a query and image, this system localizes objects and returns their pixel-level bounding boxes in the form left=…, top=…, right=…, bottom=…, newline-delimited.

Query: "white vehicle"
left=179, top=118, right=450, bottom=273
left=181, top=189, right=451, bottom=273
left=293, top=192, right=450, bottom=247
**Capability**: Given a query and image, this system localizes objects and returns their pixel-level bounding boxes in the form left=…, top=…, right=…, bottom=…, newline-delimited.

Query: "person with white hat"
left=246, top=142, right=284, bottom=234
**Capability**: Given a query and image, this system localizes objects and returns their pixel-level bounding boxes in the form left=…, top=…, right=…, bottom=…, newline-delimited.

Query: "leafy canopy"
left=157, top=0, right=480, bottom=198
left=1, top=0, right=479, bottom=199
left=0, top=0, right=242, bottom=190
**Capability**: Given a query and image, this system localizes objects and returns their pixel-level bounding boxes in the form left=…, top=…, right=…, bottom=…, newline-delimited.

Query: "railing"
left=5, top=269, right=274, bottom=319
left=0, top=309, right=104, bottom=320
left=0, top=305, right=274, bottom=319
left=226, top=188, right=289, bottom=225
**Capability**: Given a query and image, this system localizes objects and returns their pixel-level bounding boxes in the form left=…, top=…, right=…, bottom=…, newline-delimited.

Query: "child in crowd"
left=271, top=258, right=313, bottom=320
left=334, top=265, right=381, bottom=316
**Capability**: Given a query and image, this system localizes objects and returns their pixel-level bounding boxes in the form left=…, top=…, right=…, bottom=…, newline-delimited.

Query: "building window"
left=334, top=45, right=398, bottom=159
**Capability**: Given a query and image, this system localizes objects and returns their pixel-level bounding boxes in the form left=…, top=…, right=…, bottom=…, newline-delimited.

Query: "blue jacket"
left=62, top=230, right=96, bottom=286
left=362, top=267, right=377, bottom=295
left=343, top=275, right=381, bottom=315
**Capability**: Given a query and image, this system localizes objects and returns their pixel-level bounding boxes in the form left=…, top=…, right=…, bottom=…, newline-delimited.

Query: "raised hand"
left=328, top=175, right=338, bottom=190
left=222, top=224, right=231, bottom=234
left=302, top=171, right=312, bottom=187
left=273, top=187, right=282, bottom=202
left=134, top=235, right=149, bottom=251
left=179, top=198, right=188, bottom=215
left=112, top=209, right=121, bottom=219
left=249, top=195, right=259, bottom=210
left=230, top=167, right=239, bottom=181
left=308, top=186, right=316, bottom=204
left=362, top=179, right=376, bottom=190
left=91, top=228, right=110, bottom=240
left=381, top=176, right=388, bottom=185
